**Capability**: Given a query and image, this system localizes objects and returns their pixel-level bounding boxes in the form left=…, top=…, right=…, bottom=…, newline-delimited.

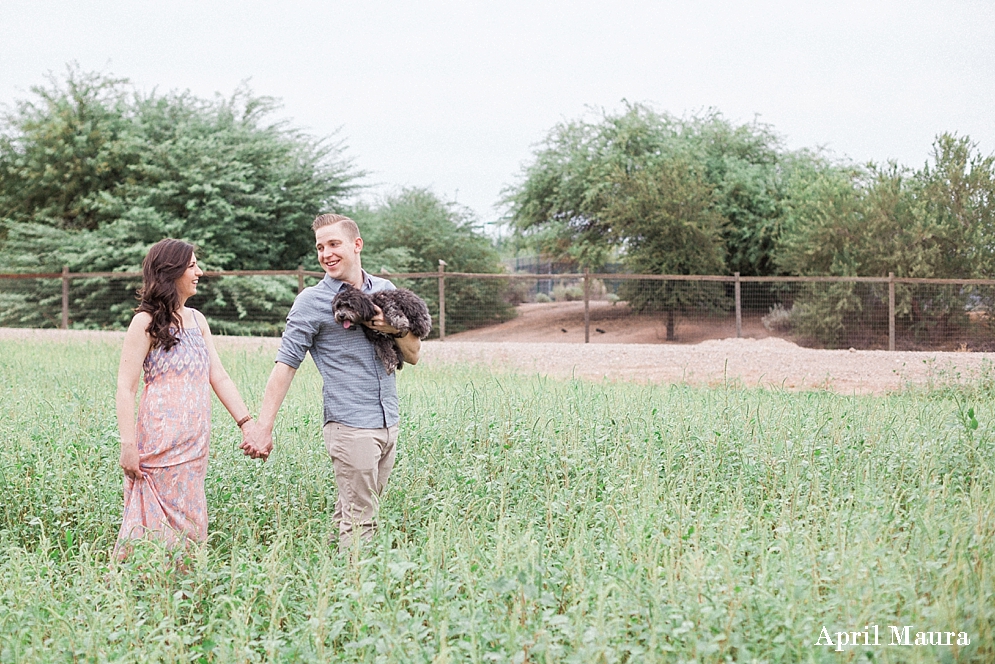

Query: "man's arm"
left=393, top=331, right=421, bottom=365
left=241, top=361, right=297, bottom=459
left=366, top=307, right=421, bottom=365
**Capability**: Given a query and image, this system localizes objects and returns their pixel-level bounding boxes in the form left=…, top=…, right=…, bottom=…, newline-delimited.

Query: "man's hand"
left=365, top=305, right=420, bottom=364
left=240, top=420, right=273, bottom=460
left=244, top=361, right=296, bottom=462
left=364, top=306, right=401, bottom=336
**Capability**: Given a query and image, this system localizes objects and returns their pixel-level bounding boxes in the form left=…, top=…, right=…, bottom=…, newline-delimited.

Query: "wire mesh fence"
left=3, top=268, right=995, bottom=350
left=0, top=270, right=326, bottom=337
left=738, top=278, right=995, bottom=351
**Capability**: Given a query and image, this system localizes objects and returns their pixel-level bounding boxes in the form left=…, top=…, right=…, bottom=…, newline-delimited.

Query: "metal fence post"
left=61, top=266, right=70, bottom=330
left=438, top=260, right=447, bottom=341
left=297, top=265, right=305, bottom=294
left=583, top=268, right=590, bottom=343
left=734, top=272, right=742, bottom=339
left=888, top=271, right=895, bottom=351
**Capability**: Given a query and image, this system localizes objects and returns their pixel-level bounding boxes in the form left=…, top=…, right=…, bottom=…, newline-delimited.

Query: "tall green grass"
left=1, top=338, right=993, bottom=662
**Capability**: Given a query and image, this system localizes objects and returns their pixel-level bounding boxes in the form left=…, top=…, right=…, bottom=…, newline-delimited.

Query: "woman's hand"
left=240, top=419, right=273, bottom=461
left=120, top=443, right=142, bottom=480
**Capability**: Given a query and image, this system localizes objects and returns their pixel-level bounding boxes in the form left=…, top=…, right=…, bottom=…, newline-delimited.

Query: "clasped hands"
left=238, top=308, right=398, bottom=462
left=240, top=419, right=272, bottom=460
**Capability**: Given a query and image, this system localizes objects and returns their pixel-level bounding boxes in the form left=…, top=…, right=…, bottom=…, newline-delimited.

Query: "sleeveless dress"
left=115, top=320, right=211, bottom=553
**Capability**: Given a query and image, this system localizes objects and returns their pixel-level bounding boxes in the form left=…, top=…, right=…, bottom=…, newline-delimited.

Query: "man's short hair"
left=312, top=213, right=361, bottom=239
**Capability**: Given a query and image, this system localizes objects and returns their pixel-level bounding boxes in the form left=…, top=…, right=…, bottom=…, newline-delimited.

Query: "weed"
left=0, top=338, right=993, bottom=661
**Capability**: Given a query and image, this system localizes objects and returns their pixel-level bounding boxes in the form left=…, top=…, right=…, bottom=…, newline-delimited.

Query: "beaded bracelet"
left=236, top=415, right=252, bottom=428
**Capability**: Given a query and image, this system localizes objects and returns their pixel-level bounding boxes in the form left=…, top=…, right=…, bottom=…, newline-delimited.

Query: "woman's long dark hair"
left=137, top=239, right=195, bottom=352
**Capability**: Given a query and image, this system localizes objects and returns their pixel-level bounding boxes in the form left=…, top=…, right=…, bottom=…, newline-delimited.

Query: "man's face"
left=315, top=223, right=363, bottom=281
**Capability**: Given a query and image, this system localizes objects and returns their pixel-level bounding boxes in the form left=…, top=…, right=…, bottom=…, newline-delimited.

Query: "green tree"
left=355, top=188, right=513, bottom=334
left=503, top=103, right=796, bottom=278
left=775, top=134, right=995, bottom=346
left=913, top=134, right=995, bottom=278
left=678, top=113, right=787, bottom=277
left=503, top=103, right=679, bottom=268
left=598, top=158, right=728, bottom=339
left=0, top=67, right=361, bottom=333
left=0, top=70, right=136, bottom=233
left=505, top=103, right=751, bottom=339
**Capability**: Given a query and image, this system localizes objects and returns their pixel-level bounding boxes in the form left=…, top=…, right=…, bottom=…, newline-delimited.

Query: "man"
left=241, top=213, right=421, bottom=549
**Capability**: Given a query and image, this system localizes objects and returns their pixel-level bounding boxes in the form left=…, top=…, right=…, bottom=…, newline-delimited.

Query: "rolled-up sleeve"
left=275, top=293, right=319, bottom=369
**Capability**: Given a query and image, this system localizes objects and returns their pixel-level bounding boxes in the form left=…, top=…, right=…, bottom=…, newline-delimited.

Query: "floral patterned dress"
left=115, top=322, right=211, bottom=553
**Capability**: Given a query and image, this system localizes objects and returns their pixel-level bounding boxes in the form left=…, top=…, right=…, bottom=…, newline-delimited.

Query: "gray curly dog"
left=332, top=284, right=432, bottom=373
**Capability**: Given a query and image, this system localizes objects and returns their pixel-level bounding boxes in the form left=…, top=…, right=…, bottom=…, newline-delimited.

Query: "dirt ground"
left=433, top=302, right=995, bottom=393
left=449, top=300, right=774, bottom=345
left=5, top=311, right=995, bottom=394
left=420, top=338, right=995, bottom=394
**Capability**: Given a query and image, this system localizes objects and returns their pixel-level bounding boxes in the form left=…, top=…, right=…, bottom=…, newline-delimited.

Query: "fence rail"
left=4, top=267, right=995, bottom=351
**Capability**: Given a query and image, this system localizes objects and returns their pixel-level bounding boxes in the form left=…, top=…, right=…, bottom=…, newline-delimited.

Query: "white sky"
left=2, top=0, right=993, bottom=227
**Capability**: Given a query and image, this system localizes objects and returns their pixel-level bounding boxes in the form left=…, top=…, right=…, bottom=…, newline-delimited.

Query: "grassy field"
left=1, top=338, right=993, bottom=663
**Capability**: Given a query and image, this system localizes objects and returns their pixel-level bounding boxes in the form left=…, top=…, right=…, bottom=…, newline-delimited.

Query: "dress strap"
left=188, top=308, right=205, bottom=334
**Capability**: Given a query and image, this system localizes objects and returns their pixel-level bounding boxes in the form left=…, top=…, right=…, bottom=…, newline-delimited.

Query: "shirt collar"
left=324, top=270, right=373, bottom=293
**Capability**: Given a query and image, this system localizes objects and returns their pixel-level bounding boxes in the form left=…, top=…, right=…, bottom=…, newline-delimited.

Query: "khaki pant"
left=322, top=421, right=398, bottom=550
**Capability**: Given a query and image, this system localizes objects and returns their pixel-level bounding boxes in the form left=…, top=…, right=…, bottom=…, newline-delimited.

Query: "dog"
left=332, top=284, right=432, bottom=373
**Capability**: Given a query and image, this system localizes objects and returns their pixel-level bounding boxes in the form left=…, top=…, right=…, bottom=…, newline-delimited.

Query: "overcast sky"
left=2, top=0, right=993, bottom=227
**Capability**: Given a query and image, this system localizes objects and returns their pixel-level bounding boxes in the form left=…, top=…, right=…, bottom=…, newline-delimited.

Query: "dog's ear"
left=359, top=292, right=379, bottom=321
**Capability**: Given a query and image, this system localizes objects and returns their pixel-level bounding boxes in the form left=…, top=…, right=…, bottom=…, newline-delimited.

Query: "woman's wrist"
left=236, top=414, right=252, bottom=428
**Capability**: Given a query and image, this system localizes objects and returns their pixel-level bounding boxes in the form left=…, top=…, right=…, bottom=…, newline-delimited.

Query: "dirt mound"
left=693, top=336, right=801, bottom=350
left=5, top=326, right=993, bottom=395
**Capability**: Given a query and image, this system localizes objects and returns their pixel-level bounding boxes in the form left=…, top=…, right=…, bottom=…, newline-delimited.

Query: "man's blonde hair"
left=312, top=213, right=361, bottom=239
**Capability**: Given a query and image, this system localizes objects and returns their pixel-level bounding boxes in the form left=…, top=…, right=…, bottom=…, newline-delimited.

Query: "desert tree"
left=0, top=66, right=362, bottom=332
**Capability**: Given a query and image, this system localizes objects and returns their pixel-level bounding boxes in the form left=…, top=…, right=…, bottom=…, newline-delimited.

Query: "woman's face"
left=174, top=253, right=204, bottom=301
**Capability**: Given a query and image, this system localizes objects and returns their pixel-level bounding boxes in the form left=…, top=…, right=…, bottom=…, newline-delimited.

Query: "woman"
left=115, top=238, right=255, bottom=555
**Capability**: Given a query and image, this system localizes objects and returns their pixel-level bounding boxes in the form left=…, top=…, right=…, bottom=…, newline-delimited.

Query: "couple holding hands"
left=115, top=214, right=419, bottom=556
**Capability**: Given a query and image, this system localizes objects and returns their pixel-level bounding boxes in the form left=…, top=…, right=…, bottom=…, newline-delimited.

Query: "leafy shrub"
left=788, top=282, right=887, bottom=348
left=552, top=285, right=584, bottom=301
left=503, top=279, right=532, bottom=306
left=776, top=135, right=995, bottom=347
left=761, top=303, right=793, bottom=332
